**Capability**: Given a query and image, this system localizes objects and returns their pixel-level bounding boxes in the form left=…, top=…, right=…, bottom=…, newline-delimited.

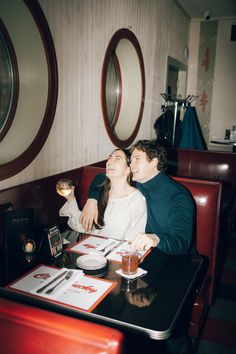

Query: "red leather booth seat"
left=0, top=297, right=124, bottom=354
left=171, top=176, right=222, bottom=339
left=166, top=147, right=236, bottom=233
left=172, top=177, right=222, bottom=304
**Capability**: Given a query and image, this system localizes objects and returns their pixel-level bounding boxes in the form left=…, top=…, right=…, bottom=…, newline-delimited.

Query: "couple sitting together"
left=59, top=139, right=195, bottom=255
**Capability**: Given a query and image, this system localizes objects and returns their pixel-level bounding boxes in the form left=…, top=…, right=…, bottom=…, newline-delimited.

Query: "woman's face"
left=106, top=150, right=130, bottom=180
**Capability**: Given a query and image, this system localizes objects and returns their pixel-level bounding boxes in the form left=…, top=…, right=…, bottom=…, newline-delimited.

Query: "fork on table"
left=99, top=240, right=116, bottom=252
left=45, top=270, right=74, bottom=295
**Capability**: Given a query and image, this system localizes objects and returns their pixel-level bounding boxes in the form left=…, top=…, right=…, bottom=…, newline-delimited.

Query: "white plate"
left=76, top=254, right=107, bottom=270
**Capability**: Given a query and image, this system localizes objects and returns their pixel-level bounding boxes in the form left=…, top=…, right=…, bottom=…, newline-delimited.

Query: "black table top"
left=0, top=234, right=204, bottom=341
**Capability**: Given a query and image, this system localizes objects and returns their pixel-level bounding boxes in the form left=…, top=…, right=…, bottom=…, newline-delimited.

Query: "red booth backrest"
left=166, top=148, right=236, bottom=189
left=79, top=165, right=106, bottom=208
left=0, top=297, right=124, bottom=354
left=172, top=177, right=222, bottom=263
left=172, top=176, right=222, bottom=305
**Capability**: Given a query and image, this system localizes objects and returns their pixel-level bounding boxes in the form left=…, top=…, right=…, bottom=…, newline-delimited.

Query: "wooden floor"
left=195, top=231, right=236, bottom=354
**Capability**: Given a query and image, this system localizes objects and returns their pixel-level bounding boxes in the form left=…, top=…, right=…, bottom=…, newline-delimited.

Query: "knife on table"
left=36, top=270, right=68, bottom=294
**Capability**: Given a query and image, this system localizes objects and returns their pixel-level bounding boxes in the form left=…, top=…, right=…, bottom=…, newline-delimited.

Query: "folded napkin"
left=116, top=267, right=147, bottom=279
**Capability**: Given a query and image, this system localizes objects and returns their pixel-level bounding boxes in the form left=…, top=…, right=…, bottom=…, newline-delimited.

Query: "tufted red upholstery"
left=0, top=297, right=124, bottom=354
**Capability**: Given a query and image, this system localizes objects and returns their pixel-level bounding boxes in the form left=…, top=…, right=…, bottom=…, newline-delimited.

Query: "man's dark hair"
left=131, top=139, right=167, bottom=171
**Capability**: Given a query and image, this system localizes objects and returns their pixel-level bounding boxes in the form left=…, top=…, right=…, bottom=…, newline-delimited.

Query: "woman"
left=58, top=149, right=147, bottom=240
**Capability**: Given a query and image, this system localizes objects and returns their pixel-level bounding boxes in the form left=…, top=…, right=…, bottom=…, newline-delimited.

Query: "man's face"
left=130, top=148, right=158, bottom=183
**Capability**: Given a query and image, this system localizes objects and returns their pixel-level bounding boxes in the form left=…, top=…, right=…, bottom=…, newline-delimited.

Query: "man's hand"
left=131, top=233, right=159, bottom=251
left=80, top=199, right=98, bottom=231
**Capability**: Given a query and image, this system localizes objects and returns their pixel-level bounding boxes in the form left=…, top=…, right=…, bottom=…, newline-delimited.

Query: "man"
left=80, top=139, right=195, bottom=255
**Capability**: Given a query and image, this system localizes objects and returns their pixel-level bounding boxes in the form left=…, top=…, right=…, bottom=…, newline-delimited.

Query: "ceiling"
left=175, top=0, right=236, bottom=19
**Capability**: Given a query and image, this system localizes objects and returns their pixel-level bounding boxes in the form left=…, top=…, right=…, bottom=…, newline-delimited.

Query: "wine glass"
left=56, top=178, right=73, bottom=197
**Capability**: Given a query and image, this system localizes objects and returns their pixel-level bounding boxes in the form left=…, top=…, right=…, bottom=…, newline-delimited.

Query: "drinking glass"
left=56, top=179, right=73, bottom=197
left=121, top=251, right=139, bottom=275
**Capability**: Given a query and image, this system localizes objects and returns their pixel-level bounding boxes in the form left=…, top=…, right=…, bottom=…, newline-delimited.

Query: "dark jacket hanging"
left=178, top=107, right=207, bottom=150
left=154, top=109, right=181, bottom=147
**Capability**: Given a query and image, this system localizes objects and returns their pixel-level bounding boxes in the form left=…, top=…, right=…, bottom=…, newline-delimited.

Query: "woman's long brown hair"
left=94, top=149, right=132, bottom=229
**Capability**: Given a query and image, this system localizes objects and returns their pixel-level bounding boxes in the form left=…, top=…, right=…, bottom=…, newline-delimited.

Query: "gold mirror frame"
left=101, top=29, right=145, bottom=148
left=0, top=0, right=58, bottom=180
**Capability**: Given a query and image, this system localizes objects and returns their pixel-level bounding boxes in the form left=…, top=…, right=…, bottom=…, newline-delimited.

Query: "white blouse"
left=59, top=190, right=147, bottom=241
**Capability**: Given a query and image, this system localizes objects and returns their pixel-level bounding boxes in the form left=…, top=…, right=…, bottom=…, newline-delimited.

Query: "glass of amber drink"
left=121, top=252, right=139, bottom=275
left=56, top=179, right=73, bottom=197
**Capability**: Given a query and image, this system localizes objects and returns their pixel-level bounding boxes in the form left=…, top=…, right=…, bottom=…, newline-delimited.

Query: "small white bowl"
left=76, top=254, right=107, bottom=270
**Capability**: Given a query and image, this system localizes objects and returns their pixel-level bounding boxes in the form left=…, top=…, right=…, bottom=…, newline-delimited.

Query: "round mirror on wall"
left=0, top=0, right=58, bottom=181
left=0, top=19, right=19, bottom=143
left=101, top=29, right=145, bottom=148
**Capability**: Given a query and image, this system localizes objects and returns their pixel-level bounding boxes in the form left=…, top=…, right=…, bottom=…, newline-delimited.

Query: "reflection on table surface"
left=0, top=231, right=204, bottom=340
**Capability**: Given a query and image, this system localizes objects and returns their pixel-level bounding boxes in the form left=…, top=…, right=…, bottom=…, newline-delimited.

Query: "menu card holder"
left=39, top=224, right=63, bottom=260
